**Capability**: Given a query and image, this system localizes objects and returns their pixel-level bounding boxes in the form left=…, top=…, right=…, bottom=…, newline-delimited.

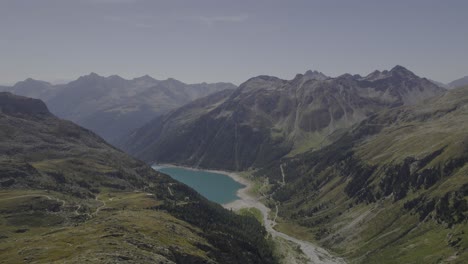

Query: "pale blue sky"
left=1, top=0, right=467, bottom=85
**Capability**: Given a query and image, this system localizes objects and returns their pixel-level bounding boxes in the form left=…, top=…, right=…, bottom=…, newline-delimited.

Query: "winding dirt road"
left=155, top=164, right=345, bottom=264
left=222, top=172, right=345, bottom=264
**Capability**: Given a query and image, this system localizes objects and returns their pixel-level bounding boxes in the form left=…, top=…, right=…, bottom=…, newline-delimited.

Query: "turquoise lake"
left=152, top=165, right=245, bottom=204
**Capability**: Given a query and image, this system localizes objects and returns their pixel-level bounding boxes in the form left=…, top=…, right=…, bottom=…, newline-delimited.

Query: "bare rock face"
left=119, top=66, right=445, bottom=171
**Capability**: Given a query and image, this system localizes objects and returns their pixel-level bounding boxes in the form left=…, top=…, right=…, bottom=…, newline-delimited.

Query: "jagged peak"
left=303, top=70, right=328, bottom=81
left=390, top=65, right=416, bottom=77
left=365, top=70, right=385, bottom=81
left=364, top=66, right=417, bottom=81
left=76, top=72, right=103, bottom=80
left=87, top=72, right=101, bottom=78
left=71, top=72, right=107, bottom=85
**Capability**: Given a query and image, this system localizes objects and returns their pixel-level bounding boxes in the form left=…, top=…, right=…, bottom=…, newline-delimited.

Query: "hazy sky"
left=1, top=0, right=467, bottom=85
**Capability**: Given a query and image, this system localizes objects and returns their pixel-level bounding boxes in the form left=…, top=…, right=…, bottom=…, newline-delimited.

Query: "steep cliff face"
left=0, top=92, right=276, bottom=264
left=257, top=86, right=468, bottom=263
left=120, top=66, right=445, bottom=171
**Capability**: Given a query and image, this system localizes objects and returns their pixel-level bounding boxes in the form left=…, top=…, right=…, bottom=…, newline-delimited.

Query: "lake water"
left=152, top=165, right=245, bottom=204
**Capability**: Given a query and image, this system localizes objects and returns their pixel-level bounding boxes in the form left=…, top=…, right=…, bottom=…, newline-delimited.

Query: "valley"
left=1, top=67, right=467, bottom=264
left=157, top=164, right=345, bottom=264
left=118, top=68, right=468, bottom=263
left=0, top=92, right=277, bottom=263
left=2, top=1, right=468, bottom=263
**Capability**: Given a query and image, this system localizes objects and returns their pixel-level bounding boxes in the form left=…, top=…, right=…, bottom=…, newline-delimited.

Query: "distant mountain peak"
left=74, top=72, right=105, bottom=84
left=88, top=72, right=100, bottom=77
left=162, top=77, right=186, bottom=86
left=390, top=65, right=416, bottom=77
left=448, top=75, right=468, bottom=89
left=133, top=74, right=157, bottom=82
left=252, top=75, right=283, bottom=82
left=304, top=70, right=328, bottom=80
left=365, top=70, right=385, bottom=81
left=337, top=73, right=355, bottom=79
left=364, top=66, right=416, bottom=81
left=14, top=78, right=50, bottom=86
left=108, top=74, right=125, bottom=80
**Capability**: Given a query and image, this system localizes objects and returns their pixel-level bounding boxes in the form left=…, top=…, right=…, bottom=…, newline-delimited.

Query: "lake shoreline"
left=153, top=163, right=253, bottom=209
left=153, top=163, right=346, bottom=264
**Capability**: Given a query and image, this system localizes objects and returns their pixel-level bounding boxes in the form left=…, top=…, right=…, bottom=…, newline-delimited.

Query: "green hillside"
left=258, top=86, right=468, bottom=263
left=0, top=92, right=276, bottom=263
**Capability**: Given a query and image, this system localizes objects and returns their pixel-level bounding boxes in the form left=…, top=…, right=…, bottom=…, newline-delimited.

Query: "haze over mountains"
left=0, top=74, right=236, bottom=143
left=429, top=75, right=468, bottom=89
left=119, top=66, right=445, bottom=170
left=448, top=76, right=468, bottom=89
left=0, top=92, right=275, bottom=263
left=1, top=65, right=467, bottom=263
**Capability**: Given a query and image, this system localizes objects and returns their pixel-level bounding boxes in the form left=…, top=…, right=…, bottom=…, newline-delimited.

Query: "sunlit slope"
left=259, top=86, right=468, bottom=263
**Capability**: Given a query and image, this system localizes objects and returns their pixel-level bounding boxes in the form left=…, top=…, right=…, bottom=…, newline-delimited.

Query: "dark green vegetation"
left=119, top=67, right=467, bottom=263
left=259, top=86, right=468, bottom=263
left=0, top=74, right=236, bottom=143
left=238, top=207, right=264, bottom=224
left=119, top=66, right=444, bottom=171
left=0, top=92, right=276, bottom=263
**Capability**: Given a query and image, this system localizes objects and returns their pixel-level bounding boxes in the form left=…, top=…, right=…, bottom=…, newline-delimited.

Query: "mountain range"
left=116, top=66, right=468, bottom=263
left=0, top=92, right=276, bottom=263
left=2, top=65, right=467, bottom=263
left=118, top=66, right=445, bottom=171
left=448, top=76, right=468, bottom=89
left=430, top=75, right=468, bottom=89
left=258, top=84, right=468, bottom=263
left=0, top=74, right=236, bottom=143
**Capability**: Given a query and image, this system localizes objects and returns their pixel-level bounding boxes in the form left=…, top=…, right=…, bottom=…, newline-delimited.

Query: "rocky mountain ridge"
left=119, top=66, right=445, bottom=171
left=0, top=74, right=236, bottom=143
left=257, top=85, right=468, bottom=263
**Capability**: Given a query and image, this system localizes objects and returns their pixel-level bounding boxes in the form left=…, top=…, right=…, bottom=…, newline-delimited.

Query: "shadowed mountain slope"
left=256, top=85, right=468, bottom=263
left=0, top=92, right=276, bottom=264
left=0, top=74, right=236, bottom=143
left=119, top=66, right=445, bottom=171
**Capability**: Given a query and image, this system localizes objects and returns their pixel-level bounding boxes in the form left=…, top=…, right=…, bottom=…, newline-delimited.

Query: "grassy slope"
left=258, top=86, right=468, bottom=263
left=0, top=92, right=277, bottom=263
left=0, top=190, right=212, bottom=263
